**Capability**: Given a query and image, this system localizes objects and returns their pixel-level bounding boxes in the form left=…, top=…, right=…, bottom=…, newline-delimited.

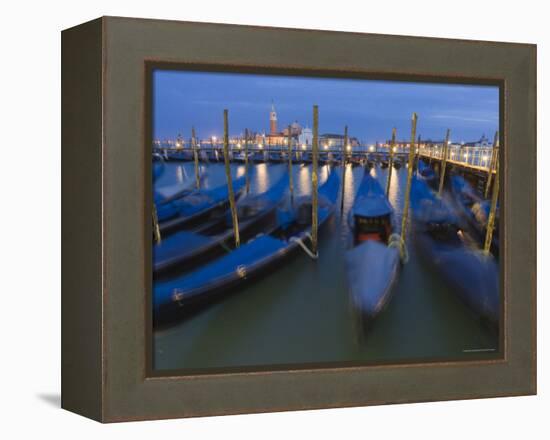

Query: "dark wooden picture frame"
left=62, top=16, right=536, bottom=422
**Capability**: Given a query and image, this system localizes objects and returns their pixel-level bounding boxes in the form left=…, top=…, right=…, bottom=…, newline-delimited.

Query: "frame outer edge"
left=98, top=17, right=536, bottom=422
left=61, top=17, right=104, bottom=421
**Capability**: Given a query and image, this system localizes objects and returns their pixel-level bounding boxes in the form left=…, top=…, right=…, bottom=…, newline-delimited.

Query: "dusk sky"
left=152, top=69, right=499, bottom=144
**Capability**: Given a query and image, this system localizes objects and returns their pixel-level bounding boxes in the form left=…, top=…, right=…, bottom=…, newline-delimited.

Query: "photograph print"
left=150, top=68, right=501, bottom=373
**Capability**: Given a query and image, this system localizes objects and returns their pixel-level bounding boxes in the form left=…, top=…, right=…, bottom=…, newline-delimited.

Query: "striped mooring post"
left=223, top=109, right=240, bottom=248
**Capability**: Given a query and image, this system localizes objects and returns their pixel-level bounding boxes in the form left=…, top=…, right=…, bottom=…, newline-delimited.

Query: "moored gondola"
left=153, top=170, right=340, bottom=325
left=166, top=149, right=194, bottom=161
left=345, top=172, right=402, bottom=329
left=154, top=171, right=289, bottom=276
left=410, top=175, right=499, bottom=329
left=157, top=175, right=246, bottom=235
left=417, top=159, right=437, bottom=188
left=152, top=153, right=165, bottom=181
left=153, top=174, right=207, bottom=205
left=450, top=174, right=499, bottom=257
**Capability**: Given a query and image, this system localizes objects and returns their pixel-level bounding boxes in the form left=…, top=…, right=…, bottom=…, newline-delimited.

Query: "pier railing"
left=417, top=145, right=496, bottom=173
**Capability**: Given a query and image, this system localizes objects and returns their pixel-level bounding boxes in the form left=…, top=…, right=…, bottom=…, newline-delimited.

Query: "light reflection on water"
left=175, top=165, right=185, bottom=183
left=153, top=161, right=499, bottom=371
left=253, top=163, right=269, bottom=194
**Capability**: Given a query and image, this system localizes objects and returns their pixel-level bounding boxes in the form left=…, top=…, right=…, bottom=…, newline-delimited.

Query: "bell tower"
left=270, top=101, right=277, bottom=134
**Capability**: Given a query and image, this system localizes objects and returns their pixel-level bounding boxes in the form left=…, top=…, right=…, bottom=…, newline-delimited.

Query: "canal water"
left=153, top=160, right=499, bottom=372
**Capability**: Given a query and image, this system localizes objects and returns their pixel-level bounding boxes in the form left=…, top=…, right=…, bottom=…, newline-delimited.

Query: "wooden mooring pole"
left=223, top=109, right=240, bottom=248
left=287, top=125, right=294, bottom=201
left=153, top=204, right=161, bottom=244
left=415, top=135, right=421, bottom=169
left=340, top=125, right=348, bottom=214
left=438, top=128, right=451, bottom=197
left=484, top=150, right=499, bottom=254
left=386, top=127, right=396, bottom=196
left=311, top=105, right=319, bottom=256
left=192, top=126, right=200, bottom=189
left=244, top=128, right=250, bottom=194
left=401, top=113, right=418, bottom=246
left=485, top=130, right=499, bottom=199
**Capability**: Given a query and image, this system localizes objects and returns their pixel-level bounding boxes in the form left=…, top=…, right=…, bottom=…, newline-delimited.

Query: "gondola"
left=417, top=159, right=437, bottom=188
left=153, top=169, right=340, bottom=325
left=450, top=174, right=499, bottom=257
left=318, top=154, right=330, bottom=165
left=157, top=175, right=246, bottom=235
left=152, top=153, right=165, bottom=181
left=251, top=151, right=266, bottom=163
left=410, top=175, right=499, bottom=328
left=205, top=150, right=220, bottom=162
left=154, top=171, right=289, bottom=276
left=153, top=174, right=207, bottom=205
left=345, top=172, right=401, bottom=328
left=290, top=150, right=304, bottom=164
left=232, top=151, right=252, bottom=163
left=268, top=152, right=285, bottom=163
left=350, top=155, right=364, bottom=167
left=166, top=149, right=194, bottom=161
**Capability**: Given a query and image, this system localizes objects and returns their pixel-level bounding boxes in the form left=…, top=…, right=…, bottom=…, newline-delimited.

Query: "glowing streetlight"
left=258, top=144, right=263, bottom=149
left=302, top=144, right=307, bottom=150
left=346, top=145, right=351, bottom=152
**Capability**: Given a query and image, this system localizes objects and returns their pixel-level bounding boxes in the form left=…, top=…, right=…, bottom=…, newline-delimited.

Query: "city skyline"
left=152, top=69, right=499, bottom=144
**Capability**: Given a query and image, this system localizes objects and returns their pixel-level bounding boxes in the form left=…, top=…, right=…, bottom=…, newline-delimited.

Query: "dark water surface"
left=153, top=161, right=499, bottom=371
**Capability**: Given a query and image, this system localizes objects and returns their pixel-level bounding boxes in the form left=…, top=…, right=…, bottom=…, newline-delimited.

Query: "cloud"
left=429, top=113, right=498, bottom=123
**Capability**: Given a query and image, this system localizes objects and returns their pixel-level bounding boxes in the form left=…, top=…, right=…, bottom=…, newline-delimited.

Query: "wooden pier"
left=154, top=140, right=498, bottom=196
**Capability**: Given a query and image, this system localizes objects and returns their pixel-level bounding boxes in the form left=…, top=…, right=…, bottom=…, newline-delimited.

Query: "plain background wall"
left=1, top=0, right=546, bottom=437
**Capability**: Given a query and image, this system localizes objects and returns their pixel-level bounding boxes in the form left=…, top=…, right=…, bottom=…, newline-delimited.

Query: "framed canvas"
left=61, top=16, right=536, bottom=422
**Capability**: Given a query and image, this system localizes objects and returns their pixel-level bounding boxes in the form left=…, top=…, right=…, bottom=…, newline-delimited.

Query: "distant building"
left=283, top=121, right=302, bottom=137
left=264, top=102, right=304, bottom=145
left=463, top=134, right=493, bottom=148
left=320, top=133, right=346, bottom=149
left=269, top=102, right=278, bottom=134
left=298, top=127, right=313, bottom=147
